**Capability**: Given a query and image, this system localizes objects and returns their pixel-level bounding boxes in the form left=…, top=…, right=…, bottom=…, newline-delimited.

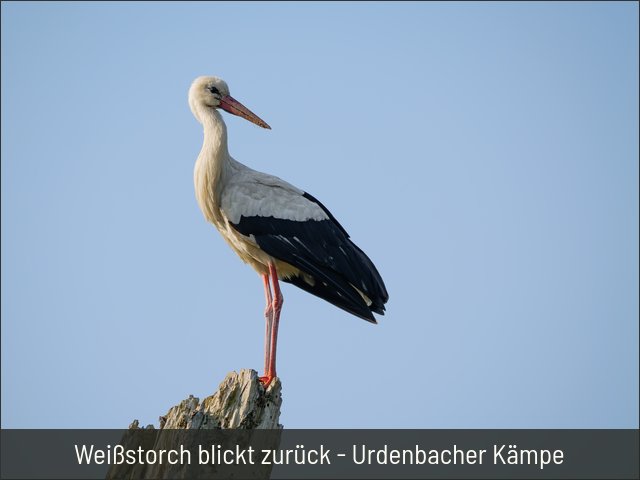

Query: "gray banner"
left=1, top=429, right=638, bottom=479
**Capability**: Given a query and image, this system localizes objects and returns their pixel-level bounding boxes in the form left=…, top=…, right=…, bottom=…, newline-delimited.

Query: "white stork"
left=189, top=76, right=389, bottom=387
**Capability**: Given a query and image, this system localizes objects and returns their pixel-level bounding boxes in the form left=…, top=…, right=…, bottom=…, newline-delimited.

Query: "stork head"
left=189, top=76, right=270, bottom=129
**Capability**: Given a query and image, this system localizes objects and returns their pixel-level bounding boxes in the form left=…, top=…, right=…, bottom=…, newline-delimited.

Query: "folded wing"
left=223, top=176, right=388, bottom=322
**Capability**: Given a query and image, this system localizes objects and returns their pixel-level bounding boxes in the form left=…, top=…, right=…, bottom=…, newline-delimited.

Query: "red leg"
left=261, top=274, right=273, bottom=376
left=266, top=263, right=283, bottom=385
left=259, top=263, right=283, bottom=388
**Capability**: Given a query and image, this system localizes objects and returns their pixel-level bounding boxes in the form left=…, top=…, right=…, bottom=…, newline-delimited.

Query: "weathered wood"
left=159, top=369, right=283, bottom=430
left=106, top=369, right=282, bottom=479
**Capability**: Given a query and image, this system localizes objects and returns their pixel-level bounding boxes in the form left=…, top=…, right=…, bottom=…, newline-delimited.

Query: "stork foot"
left=258, top=374, right=275, bottom=388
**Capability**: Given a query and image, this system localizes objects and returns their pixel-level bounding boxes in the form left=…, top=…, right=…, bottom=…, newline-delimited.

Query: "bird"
left=189, top=76, right=389, bottom=387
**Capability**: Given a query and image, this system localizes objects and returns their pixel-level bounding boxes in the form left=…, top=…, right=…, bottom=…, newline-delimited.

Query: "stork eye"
left=209, top=85, right=220, bottom=95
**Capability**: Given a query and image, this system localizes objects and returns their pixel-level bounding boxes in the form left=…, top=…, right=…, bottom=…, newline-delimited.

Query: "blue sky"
left=1, top=2, right=638, bottom=429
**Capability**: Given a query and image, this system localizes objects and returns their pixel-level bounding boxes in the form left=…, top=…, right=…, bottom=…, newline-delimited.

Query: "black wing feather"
left=231, top=193, right=388, bottom=322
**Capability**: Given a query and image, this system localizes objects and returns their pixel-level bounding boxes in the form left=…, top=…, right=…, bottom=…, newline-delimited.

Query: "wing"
left=222, top=175, right=388, bottom=322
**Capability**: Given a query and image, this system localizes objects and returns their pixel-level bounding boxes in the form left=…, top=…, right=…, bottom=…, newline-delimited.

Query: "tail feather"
left=282, top=270, right=378, bottom=323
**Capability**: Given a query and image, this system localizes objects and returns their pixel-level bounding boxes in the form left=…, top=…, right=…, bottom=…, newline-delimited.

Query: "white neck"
left=201, top=108, right=229, bottom=157
left=194, top=107, right=230, bottom=225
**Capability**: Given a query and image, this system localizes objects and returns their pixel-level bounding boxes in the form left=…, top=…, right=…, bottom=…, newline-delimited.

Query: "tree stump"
left=106, top=369, right=283, bottom=479
left=157, top=369, right=282, bottom=430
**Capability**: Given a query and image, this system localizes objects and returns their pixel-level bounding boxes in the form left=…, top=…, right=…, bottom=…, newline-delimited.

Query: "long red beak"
left=219, top=95, right=271, bottom=129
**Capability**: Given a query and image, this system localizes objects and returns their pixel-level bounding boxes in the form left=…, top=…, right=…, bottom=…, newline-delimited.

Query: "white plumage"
left=189, top=76, right=388, bottom=386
